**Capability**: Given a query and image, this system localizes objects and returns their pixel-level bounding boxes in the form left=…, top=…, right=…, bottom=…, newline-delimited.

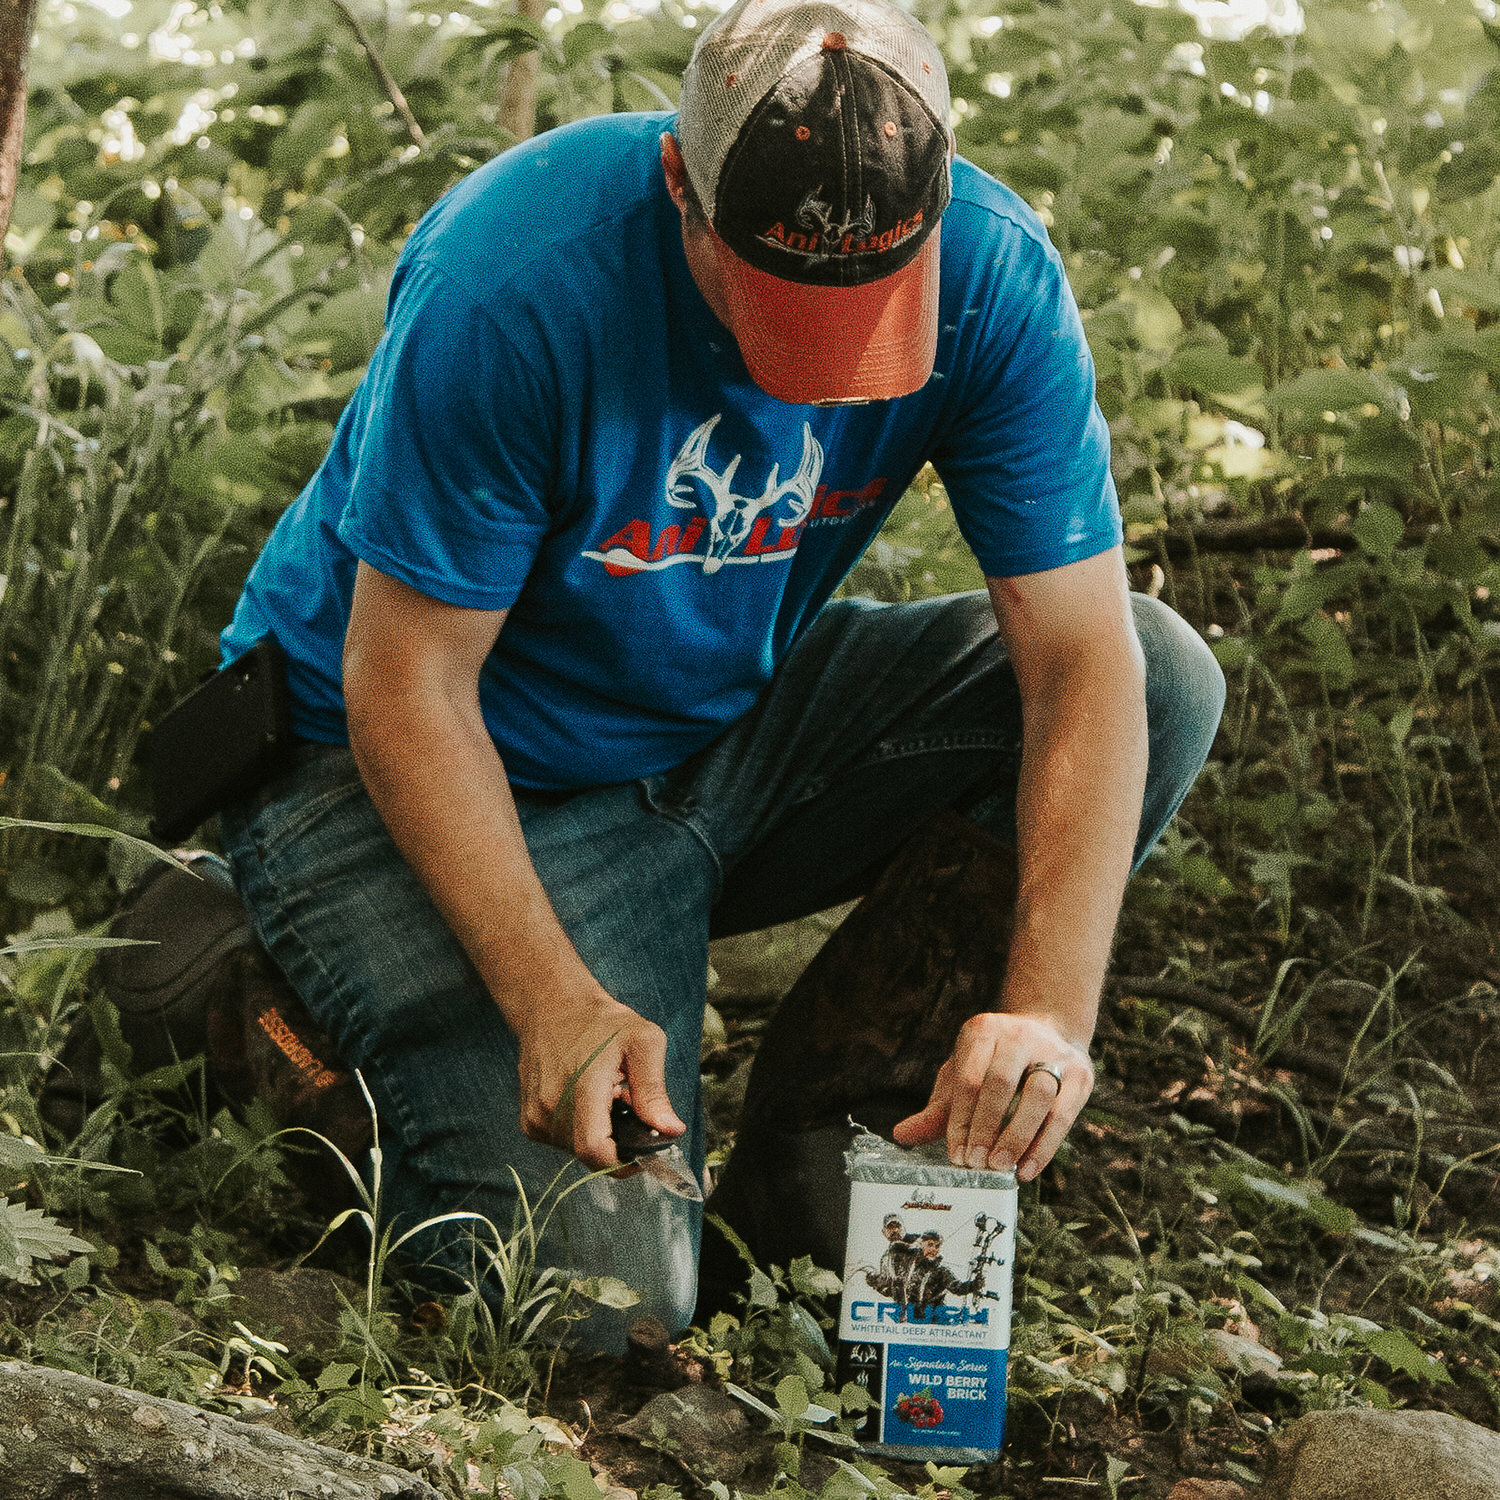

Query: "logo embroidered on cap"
left=758, top=188, right=923, bottom=264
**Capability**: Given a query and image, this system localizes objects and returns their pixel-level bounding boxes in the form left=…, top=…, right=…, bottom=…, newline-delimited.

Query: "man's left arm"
left=893, top=544, right=1146, bottom=1179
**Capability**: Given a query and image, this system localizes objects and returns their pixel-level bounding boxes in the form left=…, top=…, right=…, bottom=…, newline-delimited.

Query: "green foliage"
left=6, top=0, right=1500, bottom=1493
left=683, top=1216, right=846, bottom=1401
left=0, top=1195, right=92, bottom=1283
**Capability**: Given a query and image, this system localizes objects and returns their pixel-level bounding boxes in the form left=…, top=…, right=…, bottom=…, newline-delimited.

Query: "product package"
left=834, top=1131, right=1017, bottom=1463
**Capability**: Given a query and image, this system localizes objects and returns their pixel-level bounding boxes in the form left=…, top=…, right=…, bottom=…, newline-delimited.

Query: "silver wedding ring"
left=1021, top=1060, right=1066, bottom=1094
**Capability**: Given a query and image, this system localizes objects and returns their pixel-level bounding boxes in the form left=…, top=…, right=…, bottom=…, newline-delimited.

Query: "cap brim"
left=714, top=225, right=941, bottom=405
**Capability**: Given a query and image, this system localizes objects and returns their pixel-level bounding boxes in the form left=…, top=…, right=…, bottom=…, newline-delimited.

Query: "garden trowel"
left=611, top=1098, right=702, bottom=1201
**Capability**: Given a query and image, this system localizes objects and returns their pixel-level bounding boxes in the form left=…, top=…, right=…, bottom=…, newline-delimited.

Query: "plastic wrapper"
left=834, top=1131, right=1017, bottom=1463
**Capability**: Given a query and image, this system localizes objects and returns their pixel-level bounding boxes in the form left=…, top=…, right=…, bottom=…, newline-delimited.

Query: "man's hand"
left=892, top=1012, right=1094, bottom=1180
left=515, top=995, right=685, bottom=1170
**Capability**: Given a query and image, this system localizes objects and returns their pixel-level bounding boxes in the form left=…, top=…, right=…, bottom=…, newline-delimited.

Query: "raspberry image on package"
left=894, top=1389, right=945, bottom=1429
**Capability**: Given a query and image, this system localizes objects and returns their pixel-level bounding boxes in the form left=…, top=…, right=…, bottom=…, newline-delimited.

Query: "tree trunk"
left=0, top=0, right=38, bottom=243
left=698, top=812, right=1018, bottom=1306
left=497, top=0, right=547, bottom=143
left=0, top=1361, right=443, bottom=1500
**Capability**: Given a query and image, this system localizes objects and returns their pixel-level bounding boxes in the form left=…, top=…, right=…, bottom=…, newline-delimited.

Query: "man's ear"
left=660, top=131, right=690, bottom=216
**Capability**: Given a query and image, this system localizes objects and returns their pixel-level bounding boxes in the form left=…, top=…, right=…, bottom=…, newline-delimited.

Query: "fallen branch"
left=1156, top=514, right=1336, bottom=559
left=0, top=1360, right=442, bottom=1499
left=1111, top=974, right=1351, bottom=1089
left=1153, top=514, right=1497, bottom=562
left=329, top=0, right=426, bottom=150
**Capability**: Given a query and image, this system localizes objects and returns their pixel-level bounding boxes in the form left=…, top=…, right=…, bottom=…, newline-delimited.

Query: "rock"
left=1168, top=1483, right=1249, bottom=1500
left=616, top=1384, right=753, bottom=1482
left=0, top=1360, right=440, bottom=1499
left=1264, top=1408, right=1500, bottom=1500
left=228, top=1266, right=364, bottom=1357
left=707, top=912, right=847, bottom=1002
left=1205, top=1328, right=1282, bottom=1380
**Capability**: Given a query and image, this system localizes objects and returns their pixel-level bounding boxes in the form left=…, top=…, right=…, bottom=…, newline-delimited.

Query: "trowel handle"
left=610, top=1097, right=673, bottom=1161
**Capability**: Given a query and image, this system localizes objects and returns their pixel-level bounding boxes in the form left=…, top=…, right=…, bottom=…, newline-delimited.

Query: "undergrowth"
left=4, top=0, right=1500, bottom=1494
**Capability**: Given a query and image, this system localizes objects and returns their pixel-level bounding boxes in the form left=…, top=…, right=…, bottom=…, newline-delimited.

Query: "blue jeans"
left=221, top=592, right=1224, bottom=1351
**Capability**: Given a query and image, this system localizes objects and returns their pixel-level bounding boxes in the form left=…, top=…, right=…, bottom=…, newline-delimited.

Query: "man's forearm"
left=1000, top=652, right=1148, bottom=1043
left=895, top=553, right=1146, bottom=1174
left=345, top=680, right=602, bottom=1027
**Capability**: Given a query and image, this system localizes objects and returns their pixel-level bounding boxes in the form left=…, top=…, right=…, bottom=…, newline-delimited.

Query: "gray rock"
left=707, top=910, right=850, bottom=1002
left=228, top=1266, right=365, bottom=1357
left=616, top=1384, right=754, bottom=1481
left=1264, top=1408, right=1500, bottom=1500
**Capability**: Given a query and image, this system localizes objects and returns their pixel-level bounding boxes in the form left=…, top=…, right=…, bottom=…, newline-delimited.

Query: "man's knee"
left=1132, top=593, right=1226, bottom=747
left=1129, top=594, right=1225, bottom=863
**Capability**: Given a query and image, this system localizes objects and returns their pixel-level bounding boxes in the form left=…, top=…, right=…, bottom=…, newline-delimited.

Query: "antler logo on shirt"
left=583, top=415, right=834, bottom=577
left=665, top=415, right=823, bottom=575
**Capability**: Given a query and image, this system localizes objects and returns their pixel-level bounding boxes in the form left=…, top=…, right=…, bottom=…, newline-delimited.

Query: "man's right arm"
left=341, top=559, right=685, bottom=1167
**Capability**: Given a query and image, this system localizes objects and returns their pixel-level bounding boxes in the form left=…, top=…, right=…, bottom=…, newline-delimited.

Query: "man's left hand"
left=891, top=1011, right=1094, bottom=1181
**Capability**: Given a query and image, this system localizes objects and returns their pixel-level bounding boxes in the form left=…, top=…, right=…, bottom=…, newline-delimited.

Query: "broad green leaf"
left=1271, top=564, right=1343, bottom=629
left=1181, top=854, right=1233, bottom=898
left=1117, top=287, right=1182, bottom=352
left=1299, top=614, right=1355, bottom=688
left=1210, top=636, right=1252, bottom=670
left=1165, top=344, right=1263, bottom=396
left=108, top=253, right=166, bottom=342
left=1341, top=422, right=1423, bottom=483
left=775, top=1373, right=810, bottom=1419
left=287, top=284, right=388, bottom=370
left=1388, top=702, right=1415, bottom=748
left=788, top=1255, right=842, bottom=1298
left=1360, top=1327, right=1452, bottom=1384
left=1218, top=1169, right=1358, bottom=1235
left=1425, top=528, right=1488, bottom=584
left=0, top=1198, right=94, bottom=1275
left=315, top=1361, right=358, bottom=1391
left=1266, top=368, right=1397, bottom=415
left=1430, top=266, right=1500, bottom=314
left=548, top=1453, right=606, bottom=1500
left=1435, top=139, right=1500, bottom=204
left=169, top=432, right=275, bottom=508
left=1351, top=502, right=1406, bottom=559
left=570, top=1274, right=640, bottom=1310
left=0, top=1136, right=46, bottom=1172
left=748, top=1265, right=779, bottom=1308
left=789, top=1300, right=834, bottom=1370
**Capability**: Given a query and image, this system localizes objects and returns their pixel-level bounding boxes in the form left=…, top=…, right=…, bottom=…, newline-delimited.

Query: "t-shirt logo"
left=668, top=414, right=823, bottom=575
left=583, top=414, right=825, bottom=576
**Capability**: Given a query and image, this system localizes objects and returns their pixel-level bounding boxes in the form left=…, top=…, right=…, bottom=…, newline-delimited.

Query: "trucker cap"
left=677, top=0, right=953, bottom=404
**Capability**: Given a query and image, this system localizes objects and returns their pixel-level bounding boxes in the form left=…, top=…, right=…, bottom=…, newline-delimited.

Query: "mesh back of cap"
left=679, top=0, right=951, bottom=220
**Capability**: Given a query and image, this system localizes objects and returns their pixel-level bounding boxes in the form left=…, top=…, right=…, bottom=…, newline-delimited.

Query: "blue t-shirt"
left=222, top=111, right=1120, bottom=790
